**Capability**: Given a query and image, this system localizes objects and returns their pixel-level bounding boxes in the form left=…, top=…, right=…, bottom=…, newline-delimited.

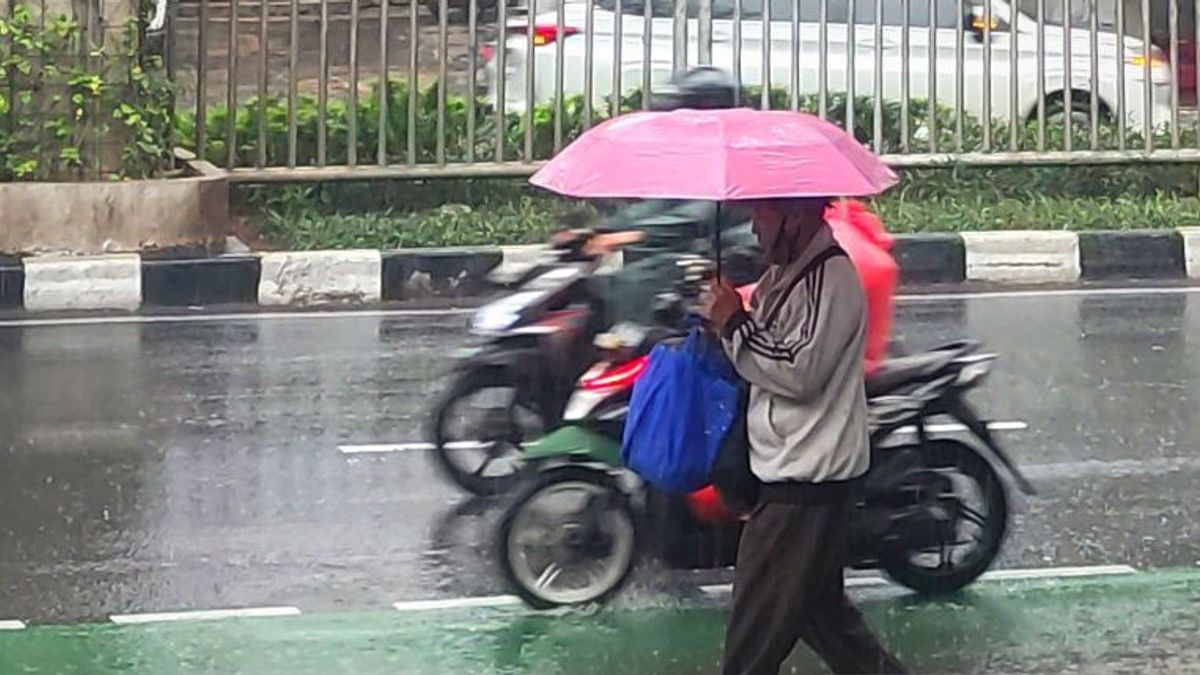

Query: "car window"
left=591, top=0, right=690, bottom=17
left=1013, top=0, right=1095, bottom=28
left=591, top=0, right=956, bottom=25
left=857, top=0, right=963, bottom=27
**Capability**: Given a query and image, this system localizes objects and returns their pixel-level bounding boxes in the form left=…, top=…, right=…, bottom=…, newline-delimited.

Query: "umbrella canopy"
left=530, top=108, right=898, bottom=201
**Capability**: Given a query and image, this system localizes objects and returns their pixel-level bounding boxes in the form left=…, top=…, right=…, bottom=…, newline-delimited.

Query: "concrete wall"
left=0, top=161, right=229, bottom=255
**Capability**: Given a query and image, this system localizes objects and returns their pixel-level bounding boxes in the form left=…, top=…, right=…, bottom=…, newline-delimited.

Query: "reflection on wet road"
left=3, top=288, right=1200, bottom=624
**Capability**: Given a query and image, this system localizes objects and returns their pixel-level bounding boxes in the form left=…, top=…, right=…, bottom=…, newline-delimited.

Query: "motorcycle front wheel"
left=497, top=466, right=639, bottom=609
left=430, top=366, right=549, bottom=496
left=879, top=439, right=1009, bottom=595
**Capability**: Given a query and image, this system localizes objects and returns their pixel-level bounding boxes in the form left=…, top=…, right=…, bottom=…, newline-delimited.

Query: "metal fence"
left=166, top=0, right=1200, bottom=181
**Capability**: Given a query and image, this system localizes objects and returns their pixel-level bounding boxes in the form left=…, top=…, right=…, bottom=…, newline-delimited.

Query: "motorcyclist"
left=587, top=66, right=762, bottom=326
left=570, top=65, right=899, bottom=369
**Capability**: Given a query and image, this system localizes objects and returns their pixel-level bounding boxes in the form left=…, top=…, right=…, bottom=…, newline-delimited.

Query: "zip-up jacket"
left=721, top=224, right=870, bottom=485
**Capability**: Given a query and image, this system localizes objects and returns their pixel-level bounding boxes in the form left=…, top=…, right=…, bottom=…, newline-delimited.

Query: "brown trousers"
left=722, top=497, right=906, bottom=675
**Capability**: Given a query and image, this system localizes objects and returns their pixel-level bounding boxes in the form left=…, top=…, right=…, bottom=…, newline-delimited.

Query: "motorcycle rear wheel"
left=879, top=439, right=1009, bottom=595
left=430, top=367, right=548, bottom=496
left=497, top=466, right=639, bottom=609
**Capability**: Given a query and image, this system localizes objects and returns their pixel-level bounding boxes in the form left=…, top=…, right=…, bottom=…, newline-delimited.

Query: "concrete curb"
left=22, top=255, right=142, bottom=312
left=259, top=250, right=382, bottom=306
left=962, top=231, right=1081, bottom=284
left=1078, top=230, right=1186, bottom=280
left=1180, top=228, right=1200, bottom=279
left=892, top=234, right=965, bottom=285
left=0, top=230, right=1192, bottom=313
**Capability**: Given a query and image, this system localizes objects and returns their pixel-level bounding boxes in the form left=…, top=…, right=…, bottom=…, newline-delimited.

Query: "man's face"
left=750, top=203, right=786, bottom=257
left=751, top=200, right=828, bottom=264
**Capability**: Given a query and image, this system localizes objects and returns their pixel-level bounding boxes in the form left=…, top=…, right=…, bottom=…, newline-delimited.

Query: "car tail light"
left=509, top=24, right=580, bottom=47
left=1127, top=46, right=1168, bottom=68
left=579, top=356, right=649, bottom=392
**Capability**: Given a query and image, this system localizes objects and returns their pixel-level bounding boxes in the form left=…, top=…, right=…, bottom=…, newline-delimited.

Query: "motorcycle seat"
left=866, top=340, right=980, bottom=398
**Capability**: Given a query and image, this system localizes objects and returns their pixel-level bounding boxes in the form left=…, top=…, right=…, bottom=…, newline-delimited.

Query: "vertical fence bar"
left=318, top=0, right=330, bottom=166
left=467, top=0, right=477, bottom=162
left=845, top=0, right=854, bottom=128
left=791, top=0, right=800, bottom=110
left=348, top=0, right=360, bottom=166
left=524, top=2, right=535, bottom=158
left=227, top=0, right=240, bottom=168
left=763, top=0, right=773, bottom=109
left=288, top=0, right=299, bottom=167
left=981, top=0, right=991, bottom=151
left=257, top=0, right=268, bottom=166
left=700, top=0, right=714, bottom=64
left=1007, top=0, right=1018, bottom=150
left=1140, top=0, right=1152, bottom=149
left=82, top=0, right=96, bottom=179
left=955, top=0, right=964, bottom=150
left=1062, top=0, right=1072, bottom=151
left=407, top=0, right=418, bottom=164
left=1169, top=0, right=1180, bottom=148
left=613, top=0, right=624, bottom=114
left=1036, top=0, right=1045, bottom=150
left=928, top=0, right=937, bottom=152
left=874, top=0, right=884, bottom=150
left=1115, top=0, right=1125, bottom=148
left=496, top=0, right=508, bottom=159
left=556, top=0, right=567, bottom=147
left=1089, top=0, right=1099, bottom=148
left=819, top=0, right=828, bottom=117
left=1195, top=0, right=1200, bottom=148
left=734, top=0, right=743, bottom=105
left=378, top=0, right=390, bottom=166
left=901, top=0, right=910, bottom=150
left=674, top=0, right=688, bottom=73
left=166, top=0, right=178, bottom=79
left=437, top=0, right=448, bottom=164
left=643, top=0, right=653, bottom=109
left=584, top=0, right=595, bottom=126
left=196, top=0, right=209, bottom=157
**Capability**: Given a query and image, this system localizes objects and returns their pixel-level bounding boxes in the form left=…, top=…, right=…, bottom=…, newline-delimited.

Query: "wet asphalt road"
left=3, top=287, right=1200, bottom=624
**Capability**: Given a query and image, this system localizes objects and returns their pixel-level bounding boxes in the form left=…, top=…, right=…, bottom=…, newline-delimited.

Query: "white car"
left=481, top=0, right=1173, bottom=134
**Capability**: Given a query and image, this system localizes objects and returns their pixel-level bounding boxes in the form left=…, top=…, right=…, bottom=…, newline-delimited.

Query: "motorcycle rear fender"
left=524, top=426, right=623, bottom=467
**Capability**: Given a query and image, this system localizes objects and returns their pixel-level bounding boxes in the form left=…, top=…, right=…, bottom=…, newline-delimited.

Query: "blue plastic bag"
left=622, top=328, right=741, bottom=494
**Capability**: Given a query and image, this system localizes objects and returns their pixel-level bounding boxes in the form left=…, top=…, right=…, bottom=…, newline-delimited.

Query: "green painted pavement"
left=3, top=569, right=1200, bottom=674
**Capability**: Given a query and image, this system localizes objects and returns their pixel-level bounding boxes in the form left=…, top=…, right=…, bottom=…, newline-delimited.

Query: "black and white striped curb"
left=0, top=230, right=1197, bottom=312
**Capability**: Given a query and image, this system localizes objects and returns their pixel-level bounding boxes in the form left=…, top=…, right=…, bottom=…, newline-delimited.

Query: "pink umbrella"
left=530, top=108, right=898, bottom=201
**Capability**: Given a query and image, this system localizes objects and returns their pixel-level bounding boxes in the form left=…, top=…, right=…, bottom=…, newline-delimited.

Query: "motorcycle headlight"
left=471, top=291, right=542, bottom=333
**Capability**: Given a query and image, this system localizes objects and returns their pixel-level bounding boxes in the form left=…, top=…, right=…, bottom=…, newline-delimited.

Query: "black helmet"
left=650, top=66, right=743, bottom=111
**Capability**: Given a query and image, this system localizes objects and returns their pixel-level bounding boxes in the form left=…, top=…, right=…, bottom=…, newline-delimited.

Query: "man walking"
left=704, top=199, right=906, bottom=675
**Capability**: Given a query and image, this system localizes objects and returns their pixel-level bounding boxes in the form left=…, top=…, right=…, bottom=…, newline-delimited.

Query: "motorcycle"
left=495, top=334, right=1036, bottom=609
left=428, top=225, right=757, bottom=496
left=427, top=229, right=639, bottom=495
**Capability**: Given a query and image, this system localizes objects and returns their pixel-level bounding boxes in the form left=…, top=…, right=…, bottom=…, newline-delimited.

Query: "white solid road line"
left=339, top=440, right=488, bottom=454
left=0, top=285, right=1196, bottom=328
left=338, top=421, right=1028, bottom=456
left=393, top=565, right=1139, bottom=613
left=0, top=620, right=26, bottom=630
left=109, top=606, right=301, bottom=625
left=895, top=285, right=1200, bottom=302
left=699, top=564, right=1139, bottom=597
left=394, top=595, right=524, bottom=612
left=0, top=307, right=474, bottom=328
